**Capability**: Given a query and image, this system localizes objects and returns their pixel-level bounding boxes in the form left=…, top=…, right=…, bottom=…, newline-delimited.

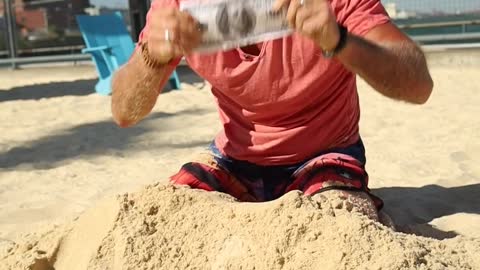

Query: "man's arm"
left=111, top=7, right=201, bottom=127
left=337, top=23, right=433, bottom=104
left=276, top=0, right=433, bottom=104
left=111, top=50, right=170, bottom=127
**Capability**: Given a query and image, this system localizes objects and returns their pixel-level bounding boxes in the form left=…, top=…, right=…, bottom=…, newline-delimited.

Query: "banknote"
left=180, top=0, right=292, bottom=53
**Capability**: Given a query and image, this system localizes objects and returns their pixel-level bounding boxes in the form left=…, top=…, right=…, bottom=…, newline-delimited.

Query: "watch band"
left=140, top=42, right=170, bottom=70
left=322, top=24, right=348, bottom=59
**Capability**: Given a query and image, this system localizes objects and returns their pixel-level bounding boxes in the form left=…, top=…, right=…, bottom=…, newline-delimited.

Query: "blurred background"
left=0, top=0, right=479, bottom=68
left=0, top=0, right=149, bottom=68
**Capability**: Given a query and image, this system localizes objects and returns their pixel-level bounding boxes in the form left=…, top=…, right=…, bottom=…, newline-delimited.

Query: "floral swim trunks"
left=170, top=139, right=383, bottom=209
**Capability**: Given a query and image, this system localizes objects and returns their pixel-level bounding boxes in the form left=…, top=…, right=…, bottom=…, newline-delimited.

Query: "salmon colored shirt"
left=139, top=0, right=390, bottom=165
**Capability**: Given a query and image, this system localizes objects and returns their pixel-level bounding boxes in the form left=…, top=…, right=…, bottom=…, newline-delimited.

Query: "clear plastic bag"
left=180, top=0, right=292, bottom=53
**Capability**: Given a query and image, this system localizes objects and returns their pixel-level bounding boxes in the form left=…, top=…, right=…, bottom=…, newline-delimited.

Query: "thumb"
left=272, top=0, right=291, bottom=12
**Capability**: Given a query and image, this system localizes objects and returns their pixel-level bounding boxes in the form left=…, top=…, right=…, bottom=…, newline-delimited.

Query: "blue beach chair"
left=76, top=12, right=181, bottom=95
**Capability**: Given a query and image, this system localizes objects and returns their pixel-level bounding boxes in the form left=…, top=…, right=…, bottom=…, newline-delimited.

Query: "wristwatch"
left=322, top=24, right=348, bottom=59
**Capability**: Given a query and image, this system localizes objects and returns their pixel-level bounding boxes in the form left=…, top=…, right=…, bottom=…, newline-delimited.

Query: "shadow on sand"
left=0, top=79, right=97, bottom=102
left=373, top=184, right=480, bottom=239
left=0, top=108, right=211, bottom=170
left=0, top=66, right=205, bottom=102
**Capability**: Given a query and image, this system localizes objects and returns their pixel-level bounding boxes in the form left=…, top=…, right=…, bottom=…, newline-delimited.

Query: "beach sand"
left=0, top=53, right=479, bottom=269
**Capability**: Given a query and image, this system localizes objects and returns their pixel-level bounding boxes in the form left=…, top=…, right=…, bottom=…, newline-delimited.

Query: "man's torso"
left=143, top=0, right=390, bottom=165
left=186, top=35, right=360, bottom=165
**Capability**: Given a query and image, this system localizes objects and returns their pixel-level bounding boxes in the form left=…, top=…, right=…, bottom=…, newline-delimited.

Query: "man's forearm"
left=111, top=50, right=170, bottom=127
left=337, top=34, right=433, bottom=104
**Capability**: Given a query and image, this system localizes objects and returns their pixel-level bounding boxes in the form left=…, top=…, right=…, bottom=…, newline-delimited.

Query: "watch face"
left=216, top=3, right=257, bottom=39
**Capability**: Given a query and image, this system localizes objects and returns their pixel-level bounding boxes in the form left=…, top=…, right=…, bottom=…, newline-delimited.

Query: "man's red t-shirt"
left=140, top=0, right=390, bottom=165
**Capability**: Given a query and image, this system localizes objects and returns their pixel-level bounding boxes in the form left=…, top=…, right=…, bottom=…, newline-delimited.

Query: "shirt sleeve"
left=333, top=0, right=390, bottom=37
left=137, top=0, right=182, bottom=67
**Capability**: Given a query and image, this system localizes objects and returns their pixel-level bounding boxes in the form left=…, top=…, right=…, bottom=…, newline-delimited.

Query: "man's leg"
left=170, top=152, right=258, bottom=202
left=285, top=153, right=382, bottom=221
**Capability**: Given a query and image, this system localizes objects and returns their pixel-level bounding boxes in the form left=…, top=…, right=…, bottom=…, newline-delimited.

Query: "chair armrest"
left=82, top=45, right=110, bottom=54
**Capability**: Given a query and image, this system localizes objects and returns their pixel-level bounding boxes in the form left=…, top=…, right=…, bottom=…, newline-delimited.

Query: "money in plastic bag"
left=180, top=0, right=292, bottom=53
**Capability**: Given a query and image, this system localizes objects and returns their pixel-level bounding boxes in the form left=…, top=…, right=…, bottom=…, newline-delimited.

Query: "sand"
left=0, top=50, right=479, bottom=269
left=2, top=185, right=480, bottom=270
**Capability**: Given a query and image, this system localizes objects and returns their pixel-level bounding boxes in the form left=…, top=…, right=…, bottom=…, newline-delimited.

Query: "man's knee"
left=170, top=165, right=211, bottom=191
left=170, top=162, right=223, bottom=192
left=170, top=161, right=257, bottom=202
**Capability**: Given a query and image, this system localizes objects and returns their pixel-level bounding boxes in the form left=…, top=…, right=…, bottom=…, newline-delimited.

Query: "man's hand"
left=273, top=0, right=340, bottom=51
left=274, top=0, right=433, bottom=104
left=112, top=8, right=203, bottom=128
left=145, top=7, right=203, bottom=64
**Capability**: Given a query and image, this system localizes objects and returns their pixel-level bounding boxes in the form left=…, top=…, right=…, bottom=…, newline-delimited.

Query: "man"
left=111, top=0, right=433, bottom=221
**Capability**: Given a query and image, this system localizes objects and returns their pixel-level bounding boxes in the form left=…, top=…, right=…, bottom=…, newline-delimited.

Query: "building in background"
left=1, top=0, right=90, bottom=44
left=0, top=0, right=92, bottom=56
left=22, top=0, right=91, bottom=37
left=0, top=0, right=48, bottom=38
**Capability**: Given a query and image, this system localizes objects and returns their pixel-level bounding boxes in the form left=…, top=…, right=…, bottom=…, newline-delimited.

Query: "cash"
left=180, top=0, right=292, bottom=53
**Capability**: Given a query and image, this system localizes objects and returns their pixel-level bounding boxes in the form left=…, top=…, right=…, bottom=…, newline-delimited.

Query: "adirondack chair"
left=76, top=12, right=181, bottom=95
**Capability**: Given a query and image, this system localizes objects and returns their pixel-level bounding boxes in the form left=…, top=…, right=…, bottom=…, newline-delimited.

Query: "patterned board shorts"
left=170, top=140, right=383, bottom=209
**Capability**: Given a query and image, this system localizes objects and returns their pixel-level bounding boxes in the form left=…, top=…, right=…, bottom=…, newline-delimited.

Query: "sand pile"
left=2, top=184, right=480, bottom=270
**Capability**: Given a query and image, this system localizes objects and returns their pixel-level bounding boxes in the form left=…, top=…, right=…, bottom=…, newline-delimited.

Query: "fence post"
left=128, top=0, right=149, bottom=42
left=4, top=0, right=18, bottom=69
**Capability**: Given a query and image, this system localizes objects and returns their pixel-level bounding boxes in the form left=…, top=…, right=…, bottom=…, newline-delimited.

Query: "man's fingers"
left=177, top=29, right=202, bottom=53
left=286, top=0, right=302, bottom=28
left=299, top=16, right=321, bottom=36
left=154, top=41, right=183, bottom=60
left=272, top=0, right=290, bottom=12
left=160, top=7, right=177, bottom=17
left=150, top=39, right=172, bottom=60
left=295, top=6, right=312, bottom=32
left=177, top=10, right=196, bottom=30
left=152, top=20, right=177, bottom=44
left=148, top=8, right=203, bottom=59
left=177, top=12, right=203, bottom=52
left=301, top=5, right=331, bottom=34
left=178, top=13, right=200, bottom=37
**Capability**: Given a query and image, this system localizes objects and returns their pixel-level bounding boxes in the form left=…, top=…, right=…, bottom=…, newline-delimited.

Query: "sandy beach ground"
left=0, top=49, right=479, bottom=262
